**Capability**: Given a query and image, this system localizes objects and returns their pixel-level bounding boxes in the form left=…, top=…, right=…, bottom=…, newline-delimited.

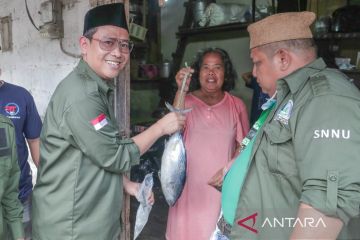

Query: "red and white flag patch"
left=91, top=113, right=108, bottom=131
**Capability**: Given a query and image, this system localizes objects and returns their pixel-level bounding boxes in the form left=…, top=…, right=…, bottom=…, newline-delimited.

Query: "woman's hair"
left=189, top=47, right=237, bottom=92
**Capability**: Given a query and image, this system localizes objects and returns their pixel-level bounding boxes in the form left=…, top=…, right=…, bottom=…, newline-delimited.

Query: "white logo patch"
left=313, top=129, right=350, bottom=139
left=275, top=100, right=293, bottom=125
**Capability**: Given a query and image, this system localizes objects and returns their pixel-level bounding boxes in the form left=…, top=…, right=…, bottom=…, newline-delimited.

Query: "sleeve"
left=293, top=95, right=360, bottom=224
left=60, top=96, right=140, bottom=174
left=183, top=94, right=193, bottom=138
left=233, top=97, right=250, bottom=143
left=1, top=125, right=24, bottom=239
left=23, top=92, right=42, bottom=139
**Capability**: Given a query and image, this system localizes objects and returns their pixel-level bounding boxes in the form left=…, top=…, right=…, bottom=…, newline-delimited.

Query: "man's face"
left=199, top=52, right=225, bottom=93
left=80, top=25, right=130, bottom=80
left=250, top=47, right=281, bottom=96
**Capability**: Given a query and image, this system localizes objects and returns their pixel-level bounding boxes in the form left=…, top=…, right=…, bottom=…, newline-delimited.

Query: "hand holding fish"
left=175, top=66, right=194, bottom=93
left=155, top=112, right=186, bottom=135
left=132, top=112, right=185, bottom=155
left=173, top=63, right=194, bottom=110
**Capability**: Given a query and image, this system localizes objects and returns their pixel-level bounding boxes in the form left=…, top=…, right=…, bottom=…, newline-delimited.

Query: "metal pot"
left=192, top=0, right=215, bottom=27
left=331, top=5, right=360, bottom=33
left=314, top=16, right=330, bottom=34
left=160, top=60, right=171, bottom=78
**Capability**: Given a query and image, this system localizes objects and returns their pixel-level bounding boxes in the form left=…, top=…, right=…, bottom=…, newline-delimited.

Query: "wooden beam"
left=118, top=1, right=131, bottom=240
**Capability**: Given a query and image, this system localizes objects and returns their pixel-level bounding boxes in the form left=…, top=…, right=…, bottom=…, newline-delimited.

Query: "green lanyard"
left=240, top=104, right=274, bottom=151
left=222, top=103, right=275, bottom=225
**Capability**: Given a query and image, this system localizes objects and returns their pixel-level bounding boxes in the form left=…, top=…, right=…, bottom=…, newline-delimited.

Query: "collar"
left=76, top=59, right=114, bottom=94
left=278, top=58, right=327, bottom=94
left=0, top=80, right=4, bottom=88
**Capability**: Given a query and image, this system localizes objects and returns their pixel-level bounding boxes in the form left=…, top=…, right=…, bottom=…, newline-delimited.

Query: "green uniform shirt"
left=0, top=114, right=24, bottom=239
left=32, top=60, right=140, bottom=240
left=230, top=58, right=360, bottom=239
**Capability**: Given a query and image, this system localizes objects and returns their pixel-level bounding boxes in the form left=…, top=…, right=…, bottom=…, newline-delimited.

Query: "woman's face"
left=199, top=52, right=225, bottom=94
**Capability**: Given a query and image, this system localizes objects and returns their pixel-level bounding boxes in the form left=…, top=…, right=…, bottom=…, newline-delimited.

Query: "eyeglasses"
left=90, top=38, right=134, bottom=53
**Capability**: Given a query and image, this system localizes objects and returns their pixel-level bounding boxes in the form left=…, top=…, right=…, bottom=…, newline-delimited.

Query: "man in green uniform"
left=32, top=3, right=185, bottom=240
left=0, top=114, right=24, bottom=240
left=217, top=11, right=360, bottom=239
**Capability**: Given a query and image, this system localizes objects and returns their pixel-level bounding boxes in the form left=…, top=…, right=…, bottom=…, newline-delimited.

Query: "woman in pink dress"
left=166, top=48, right=250, bottom=240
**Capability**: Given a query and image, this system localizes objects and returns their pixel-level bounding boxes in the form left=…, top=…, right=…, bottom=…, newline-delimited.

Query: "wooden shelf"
left=131, top=80, right=160, bottom=85
left=131, top=78, right=167, bottom=83
left=177, top=22, right=250, bottom=37
left=341, top=69, right=360, bottom=89
left=314, top=32, right=360, bottom=40
left=341, top=69, right=360, bottom=74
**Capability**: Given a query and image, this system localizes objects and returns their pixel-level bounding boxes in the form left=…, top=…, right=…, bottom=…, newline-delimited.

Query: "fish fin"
left=182, top=107, right=192, bottom=114
left=165, top=102, right=176, bottom=112
left=165, top=101, right=192, bottom=114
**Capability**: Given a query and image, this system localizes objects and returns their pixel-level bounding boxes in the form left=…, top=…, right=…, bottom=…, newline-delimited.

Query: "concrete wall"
left=0, top=0, right=171, bottom=125
left=0, top=0, right=89, bottom=118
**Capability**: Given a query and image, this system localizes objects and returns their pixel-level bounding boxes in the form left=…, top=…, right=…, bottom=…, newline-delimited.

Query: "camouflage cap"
left=247, top=11, right=316, bottom=49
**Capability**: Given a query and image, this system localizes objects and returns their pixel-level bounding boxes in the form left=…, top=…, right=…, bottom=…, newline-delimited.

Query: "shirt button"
left=329, top=175, right=337, bottom=182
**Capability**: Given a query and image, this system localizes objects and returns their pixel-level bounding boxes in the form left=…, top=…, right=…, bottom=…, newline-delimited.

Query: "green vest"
left=0, top=115, right=24, bottom=239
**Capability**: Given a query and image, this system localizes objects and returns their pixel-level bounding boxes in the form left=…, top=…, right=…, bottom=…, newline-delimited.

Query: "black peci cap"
left=83, top=3, right=128, bottom=35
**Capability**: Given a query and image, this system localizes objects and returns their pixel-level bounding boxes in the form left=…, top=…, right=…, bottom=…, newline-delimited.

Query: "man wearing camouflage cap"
left=216, top=11, right=360, bottom=239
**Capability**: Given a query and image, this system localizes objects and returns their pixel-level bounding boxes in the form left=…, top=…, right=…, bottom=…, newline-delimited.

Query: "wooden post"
left=116, top=1, right=131, bottom=240
left=117, top=65, right=131, bottom=240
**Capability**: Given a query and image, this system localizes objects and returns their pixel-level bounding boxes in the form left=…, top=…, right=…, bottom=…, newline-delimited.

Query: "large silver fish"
left=160, top=102, right=189, bottom=206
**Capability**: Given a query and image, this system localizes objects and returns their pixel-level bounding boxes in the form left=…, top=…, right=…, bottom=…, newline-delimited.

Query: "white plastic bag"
left=133, top=173, right=154, bottom=240
left=199, top=3, right=250, bottom=27
left=209, top=211, right=230, bottom=240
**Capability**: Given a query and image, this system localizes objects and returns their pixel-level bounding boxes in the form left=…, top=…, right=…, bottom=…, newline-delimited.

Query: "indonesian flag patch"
left=91, top=113, right=108, bottom=131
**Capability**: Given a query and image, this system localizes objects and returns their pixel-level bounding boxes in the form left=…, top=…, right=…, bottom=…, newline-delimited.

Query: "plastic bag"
left=199, top=3, right=250, bottom=27
left=209, top=211, right=230, bottom=240
left=133, top=173, right=154, bottom=240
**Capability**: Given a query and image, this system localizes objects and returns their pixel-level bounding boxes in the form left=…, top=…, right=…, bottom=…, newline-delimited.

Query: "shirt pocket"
left=0, top=128, right=11, bottom=177
left=263, top=122, right=298, bottom=176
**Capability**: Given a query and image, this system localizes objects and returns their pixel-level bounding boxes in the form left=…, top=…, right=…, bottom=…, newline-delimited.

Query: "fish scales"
left=160, top=131, right=186, bottom=206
